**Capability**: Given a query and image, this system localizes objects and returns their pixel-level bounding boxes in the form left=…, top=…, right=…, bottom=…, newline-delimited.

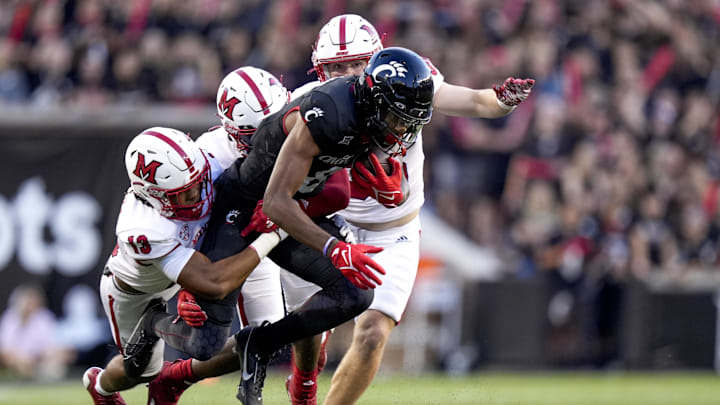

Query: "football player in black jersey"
left=228, top=47, right=434, bottom=404
left=122, top=47, right=436, bottom=405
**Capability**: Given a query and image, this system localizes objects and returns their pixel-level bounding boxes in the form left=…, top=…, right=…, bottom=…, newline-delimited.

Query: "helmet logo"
left=133, top=153, right=162, bottom=185
left=360, top=24, right=378, bottom=38
left=218, top=88, right=240, bottom=120
left=372, top=61, right=407, bottom=81
left=304, top=107, right=325, bottom=122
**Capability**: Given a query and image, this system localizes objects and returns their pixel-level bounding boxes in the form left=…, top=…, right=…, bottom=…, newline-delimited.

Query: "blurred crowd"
left=2, top=0, right=720, bottom=325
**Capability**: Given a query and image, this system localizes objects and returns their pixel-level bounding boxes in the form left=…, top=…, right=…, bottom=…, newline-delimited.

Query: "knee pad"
left=184, top=321, right=231, bottom=361
left=195, top=290, right=240, bottom=327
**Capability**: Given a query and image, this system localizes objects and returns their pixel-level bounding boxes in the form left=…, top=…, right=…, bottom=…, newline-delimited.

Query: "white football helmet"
left=216, top=66, right=289, bottom=155
left=312, top=14, right=383, bottom=82
left=125, top=127, right=213, bottom=221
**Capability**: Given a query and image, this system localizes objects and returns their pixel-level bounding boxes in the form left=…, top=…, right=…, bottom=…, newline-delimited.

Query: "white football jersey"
left=105, top=155, right=224, bottom=294
left=291, top=60, right=445, bottom=224
left=195, top=126, right=238, bottom=169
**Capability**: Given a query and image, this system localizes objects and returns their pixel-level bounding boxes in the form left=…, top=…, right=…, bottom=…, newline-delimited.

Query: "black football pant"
left=152, top=207, right=373, bottom=360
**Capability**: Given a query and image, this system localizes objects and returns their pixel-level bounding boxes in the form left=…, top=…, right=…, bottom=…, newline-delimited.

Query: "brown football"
left=354, top=146, right=410, bottom=206
left=357, top=147, right=395, bottom=176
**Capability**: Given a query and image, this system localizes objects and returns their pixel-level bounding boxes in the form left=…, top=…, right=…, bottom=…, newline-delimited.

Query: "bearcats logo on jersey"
left=304, top=107, right=324, bottom=121
left=218, top=88, right=240, bottom=120
left=133, top=153, right=162, bottom=184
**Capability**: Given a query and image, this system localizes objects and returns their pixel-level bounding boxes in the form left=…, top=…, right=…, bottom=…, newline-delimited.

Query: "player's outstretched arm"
left=433, top=77, right=535, bottom=118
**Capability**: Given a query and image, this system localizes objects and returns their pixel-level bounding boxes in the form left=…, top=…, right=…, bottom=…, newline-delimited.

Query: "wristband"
left=323, top=236, right=338, bottom=256
left=496, top=97, right=517, bottom=112
left=249, top=232, right=281, bottom=260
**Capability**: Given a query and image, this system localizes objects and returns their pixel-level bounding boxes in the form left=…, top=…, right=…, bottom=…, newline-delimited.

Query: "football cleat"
left=285, top=374, right=318, bottom=405
left=123, top=299, right=166, bottom=378
left=83, top=367, right=127, bottom=405
left=146, top=360, right=193, bottom=405
left=235, top=325, right=269, bottom=405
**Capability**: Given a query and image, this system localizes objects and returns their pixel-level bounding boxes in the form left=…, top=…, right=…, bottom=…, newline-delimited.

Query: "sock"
left=172, top=358, right=200, bottom=383
left=293, top=361, right=318, bottom=384
left=94, top=370, right=113, bottom=396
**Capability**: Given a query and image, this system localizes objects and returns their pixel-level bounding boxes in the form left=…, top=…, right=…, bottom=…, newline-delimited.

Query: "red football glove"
left=241, top=200, right=279, bottom=237
left=175, top=289, right=207, bottom=328
left=329, top=240, right=386, bottom=289
left=492, top=77, right=535, bottom=108
left=351, top=153, right=406, bottom=208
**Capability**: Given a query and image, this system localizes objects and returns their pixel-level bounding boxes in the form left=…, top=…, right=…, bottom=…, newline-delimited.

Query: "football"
left=353, top=145, right=410, bottom=207
left=357, top=146, right=397, bottom=176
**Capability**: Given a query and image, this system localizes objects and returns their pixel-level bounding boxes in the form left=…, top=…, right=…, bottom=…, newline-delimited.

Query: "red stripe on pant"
left=107, top=293, right=124, bottom=356
left=237, top=293, right=250, bottom=327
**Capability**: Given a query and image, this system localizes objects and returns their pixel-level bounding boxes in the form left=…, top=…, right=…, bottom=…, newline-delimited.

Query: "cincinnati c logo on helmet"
left=133, top=153, right=162, bottom=184
left=372, top=61, right=408, bottom=81
left=218, top=88, right=240, bottom=120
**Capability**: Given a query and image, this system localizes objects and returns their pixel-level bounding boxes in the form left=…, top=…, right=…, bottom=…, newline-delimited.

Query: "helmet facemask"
left=316, top=54, right=375, bottom=82
left=222, top=120, right=255, bottom=157
left=150, top=156, right=213, bottom=221
left=369, top=107, right=429, bottom=156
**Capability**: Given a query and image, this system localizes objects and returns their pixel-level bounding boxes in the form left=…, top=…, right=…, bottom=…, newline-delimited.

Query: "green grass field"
left=1, top=370, right=719, bottom=405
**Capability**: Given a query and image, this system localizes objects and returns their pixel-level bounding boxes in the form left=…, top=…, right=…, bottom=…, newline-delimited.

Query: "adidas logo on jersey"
left=396, top=235, right=409, bottom=243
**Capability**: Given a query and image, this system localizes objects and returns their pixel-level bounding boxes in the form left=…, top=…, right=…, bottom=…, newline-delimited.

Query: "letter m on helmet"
left=133, top=153, right=162, bottom=184
left=218, top=88, right=240, bottom=120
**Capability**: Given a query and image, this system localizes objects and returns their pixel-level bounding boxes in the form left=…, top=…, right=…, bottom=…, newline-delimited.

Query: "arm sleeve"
left=298, top=91, right=341, bottom=151
left=155, top=246, right=196, bottom=283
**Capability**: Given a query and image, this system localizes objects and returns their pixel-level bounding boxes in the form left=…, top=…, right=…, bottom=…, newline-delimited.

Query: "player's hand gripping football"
left=175, top=289, right=207, bottom=327
left=241, top=200, right=286, bottom=240
left=492, top=77, right=535, bottom=109
left=351, top=153, right=406, bottom=208
left=329, top=240, right=386, bottom=289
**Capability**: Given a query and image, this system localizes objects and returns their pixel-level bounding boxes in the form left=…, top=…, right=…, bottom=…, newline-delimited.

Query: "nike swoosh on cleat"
left=240, top=329, right=254, bottom=381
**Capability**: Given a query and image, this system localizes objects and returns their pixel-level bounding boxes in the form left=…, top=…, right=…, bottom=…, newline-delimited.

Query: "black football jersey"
left=234, top=76, right=371, bottom=208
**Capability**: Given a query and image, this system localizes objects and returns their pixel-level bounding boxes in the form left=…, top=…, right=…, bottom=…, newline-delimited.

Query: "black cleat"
left=235, top=325, right=270, bottom=405
left=123, top=298, right=166, bottom=378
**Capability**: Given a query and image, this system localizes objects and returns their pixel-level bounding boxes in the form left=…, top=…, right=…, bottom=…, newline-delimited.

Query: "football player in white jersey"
left=145, top=66, right=357, bottom=405
left=282, top=14, right=535, bottom=405
left=82, top=127, right=288, bottom=405
left=195, top=66, right=289, bottom=331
